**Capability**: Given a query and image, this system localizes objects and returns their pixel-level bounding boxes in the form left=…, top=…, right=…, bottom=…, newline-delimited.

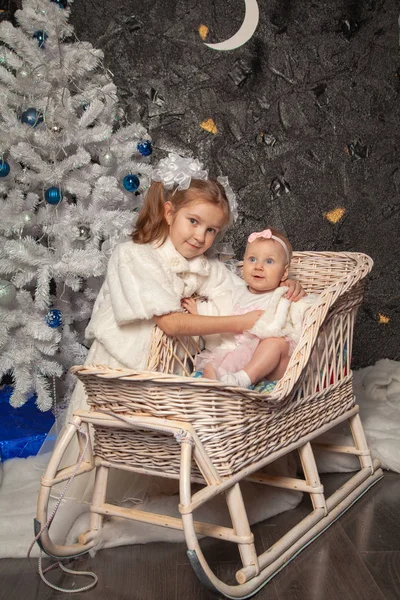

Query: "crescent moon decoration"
left=204, top=0, right=259, bottom=51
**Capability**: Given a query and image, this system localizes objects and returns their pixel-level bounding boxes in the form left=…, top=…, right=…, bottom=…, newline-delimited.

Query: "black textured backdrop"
left=44, top=1, right=400, bottom=365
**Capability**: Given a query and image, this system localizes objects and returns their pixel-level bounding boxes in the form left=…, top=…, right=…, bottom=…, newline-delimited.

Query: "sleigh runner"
left=36, top=251, right=383, bottom=599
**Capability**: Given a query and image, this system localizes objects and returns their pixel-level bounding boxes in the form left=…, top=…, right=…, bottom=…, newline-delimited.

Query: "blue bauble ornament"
left=45, top=309, right=63, bottom=328
left=50, top=0, right=68, bottom=7
left=21, top=107, right=43, bottom=128
left=123, top=174, right=140, bottom=192
left=32, top=31, right=48, bottom=48
left=137, top=140, right=152, bottom=156
left=45, top=186, right=63, bottom=205
left=0, top=160, right=10, bottom=178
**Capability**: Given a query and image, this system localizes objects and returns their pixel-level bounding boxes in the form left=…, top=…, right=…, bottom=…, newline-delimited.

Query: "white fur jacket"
left=248, top=287, right=318, bottom=345
left=84, top=238, right=244, bottom=370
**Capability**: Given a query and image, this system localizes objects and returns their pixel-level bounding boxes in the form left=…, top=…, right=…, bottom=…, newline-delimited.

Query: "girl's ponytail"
left=132, top=181, right=169, bottom=245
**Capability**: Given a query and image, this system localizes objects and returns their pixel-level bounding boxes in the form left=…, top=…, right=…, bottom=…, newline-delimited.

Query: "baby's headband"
left=151, top=152, right=238, bottom=224
left=247, top=229, right=291, bottom=263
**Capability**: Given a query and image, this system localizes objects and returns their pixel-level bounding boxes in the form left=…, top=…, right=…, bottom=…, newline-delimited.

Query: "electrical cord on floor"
left=27, top=423, right=98, bottom=593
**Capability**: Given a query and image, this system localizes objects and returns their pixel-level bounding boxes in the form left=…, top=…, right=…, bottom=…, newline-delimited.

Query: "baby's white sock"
left=221, top=370, right=252, bottom=388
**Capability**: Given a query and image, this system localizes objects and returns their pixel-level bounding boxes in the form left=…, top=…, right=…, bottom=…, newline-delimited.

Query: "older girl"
left=50, top=155, right=304, bottom=555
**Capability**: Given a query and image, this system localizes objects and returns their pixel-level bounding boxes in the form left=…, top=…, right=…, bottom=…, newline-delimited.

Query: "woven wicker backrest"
left=288, top=251, right=370, bottom=294
left=146, top=327, right=201, bottom=376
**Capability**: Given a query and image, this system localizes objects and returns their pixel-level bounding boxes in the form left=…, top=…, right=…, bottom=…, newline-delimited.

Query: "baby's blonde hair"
left=246, top=227, right=293, bottom=264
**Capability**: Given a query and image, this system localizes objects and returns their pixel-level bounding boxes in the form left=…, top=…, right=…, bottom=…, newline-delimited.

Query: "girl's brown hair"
left=132, top=179, right=230, bottom=245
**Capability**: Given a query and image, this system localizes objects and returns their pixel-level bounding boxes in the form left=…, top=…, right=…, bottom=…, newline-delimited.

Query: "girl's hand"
left=181, top=297, right=198, bottom=315
left=240, top=310, right=264, bottom=331
left=281, top=278, right=306, bottom=302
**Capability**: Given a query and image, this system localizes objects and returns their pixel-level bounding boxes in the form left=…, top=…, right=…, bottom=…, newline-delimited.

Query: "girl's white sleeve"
left=197, top=259, right=244, bottom=301
left=107, top=243, right=182, bottom=324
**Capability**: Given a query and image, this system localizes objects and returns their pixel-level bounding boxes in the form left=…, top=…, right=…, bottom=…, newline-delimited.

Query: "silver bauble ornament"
left=32, top=64, right=47, bottom=81
left=21, top=211, right=36, bottom=227
left=50, top=124, right=63, bottom=134
left=17, top=166, right=29, bottom=184
left=77, top=225, right=91, bottom=240
left=16, top=65, right=30, bottom=80
left=138, top=172, right=150, bottom=191
left=99, top=149, right=115, bottom=167
left=0, top=280, right=17, bottom=307
left=101, top=239, right=113, bottom=257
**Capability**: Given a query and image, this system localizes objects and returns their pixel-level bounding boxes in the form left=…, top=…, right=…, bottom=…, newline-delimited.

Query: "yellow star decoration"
left=200, top=118, right=218, bottom=134
left=198, top=24, right=209, bottom=40
left=378, top=313, right=390, bottom=324
left=324, top=207, right=346, bottom=223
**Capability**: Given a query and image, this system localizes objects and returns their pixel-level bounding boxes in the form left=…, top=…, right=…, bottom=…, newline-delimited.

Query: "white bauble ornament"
left=99, top=149, right=116, bottom=167
left=16, top=65, right=31, bottom=80
left=0, top=280, right=17, bottom=307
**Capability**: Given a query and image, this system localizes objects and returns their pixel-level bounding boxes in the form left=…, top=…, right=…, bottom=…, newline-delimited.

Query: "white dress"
left=195, top=286, right=317, bottom=378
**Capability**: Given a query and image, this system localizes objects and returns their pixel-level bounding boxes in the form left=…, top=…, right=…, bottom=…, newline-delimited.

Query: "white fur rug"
left=0, top=358, right=399, bottom=558
left=315, top=359, right=400, bottom=473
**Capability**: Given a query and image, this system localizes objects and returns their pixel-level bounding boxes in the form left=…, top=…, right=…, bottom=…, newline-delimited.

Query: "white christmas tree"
left=0, top=0, right=153, bottom=410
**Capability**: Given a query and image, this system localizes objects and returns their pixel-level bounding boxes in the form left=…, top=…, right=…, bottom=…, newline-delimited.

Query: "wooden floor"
left=1, top=471, right=399, bottom=600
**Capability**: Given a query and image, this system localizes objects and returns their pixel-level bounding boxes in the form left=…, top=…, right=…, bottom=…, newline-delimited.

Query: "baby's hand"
left=181, top=297, right=198, bottom=315
left=281, top=278, right=306, bottom=302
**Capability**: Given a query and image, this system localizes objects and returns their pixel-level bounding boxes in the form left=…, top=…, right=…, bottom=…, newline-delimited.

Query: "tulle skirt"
left=195, top=338, right=260, bottom=378
left=194, top=334, right=297, bottom=379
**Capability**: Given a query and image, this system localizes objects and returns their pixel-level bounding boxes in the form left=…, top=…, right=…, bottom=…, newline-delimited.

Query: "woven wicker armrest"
left=273, top=252, right=373, bottom=400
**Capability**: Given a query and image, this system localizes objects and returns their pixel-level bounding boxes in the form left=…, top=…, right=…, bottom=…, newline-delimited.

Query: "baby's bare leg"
left=244, top=337, right=290, bottom=384
left=203, top=363, right=217, bottom=380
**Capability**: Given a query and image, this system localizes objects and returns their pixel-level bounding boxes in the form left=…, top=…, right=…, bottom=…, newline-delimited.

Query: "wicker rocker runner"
left=36, top=252, right=383, bottom=599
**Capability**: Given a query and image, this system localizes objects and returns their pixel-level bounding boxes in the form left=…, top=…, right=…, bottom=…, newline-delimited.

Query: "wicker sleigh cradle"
left=36, top=251, right=383, bottom=599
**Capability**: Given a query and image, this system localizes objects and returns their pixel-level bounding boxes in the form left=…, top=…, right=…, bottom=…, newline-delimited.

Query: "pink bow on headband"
left=247, top=229, right=273, bottom=244
left=247, top=229, right=290, bottom=263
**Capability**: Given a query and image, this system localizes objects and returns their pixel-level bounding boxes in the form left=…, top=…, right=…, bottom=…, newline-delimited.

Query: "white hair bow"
left=151, top=152, right=238, bottom=223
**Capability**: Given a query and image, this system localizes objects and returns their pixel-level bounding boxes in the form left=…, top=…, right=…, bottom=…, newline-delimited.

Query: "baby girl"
left=183, top=228, right=316, bottom=389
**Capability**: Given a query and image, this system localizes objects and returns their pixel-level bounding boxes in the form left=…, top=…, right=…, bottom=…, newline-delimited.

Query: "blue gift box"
left=0, top=386, right=55, bottom=461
